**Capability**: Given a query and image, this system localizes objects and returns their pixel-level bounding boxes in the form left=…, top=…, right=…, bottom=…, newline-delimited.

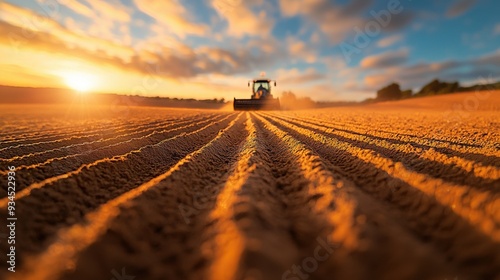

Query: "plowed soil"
left=0, top=91, right=499, bottom=280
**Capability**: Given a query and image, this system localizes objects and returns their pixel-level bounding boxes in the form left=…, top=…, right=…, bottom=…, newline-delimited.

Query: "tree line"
left=366, top=79, right=500, bottom=103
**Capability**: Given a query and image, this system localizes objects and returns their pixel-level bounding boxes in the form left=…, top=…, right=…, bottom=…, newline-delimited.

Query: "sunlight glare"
left=64, top=72, right=96, bottom=93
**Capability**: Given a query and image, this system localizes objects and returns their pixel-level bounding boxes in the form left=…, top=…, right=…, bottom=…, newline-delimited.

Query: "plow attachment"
left=233, top=98, right=280, bottom=111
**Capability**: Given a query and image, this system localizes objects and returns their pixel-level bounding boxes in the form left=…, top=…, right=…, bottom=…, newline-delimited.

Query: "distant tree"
left=376, top=83, right=402, bottom=101
left=361, top=98, right=376, bottom=104
left=401, top=89, right=413, bottom=99
left=416, top=79, right=460, bottom=96
left=437, top=81, right=459, bottom=94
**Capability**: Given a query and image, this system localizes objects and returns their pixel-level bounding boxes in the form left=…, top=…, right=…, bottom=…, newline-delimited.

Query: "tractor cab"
left=249, top=79, right=276, bottom=99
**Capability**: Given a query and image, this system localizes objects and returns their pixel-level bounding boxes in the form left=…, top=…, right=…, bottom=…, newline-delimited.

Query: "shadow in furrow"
left=0, top=114, right=207, bottom=164
left=204, top=114, right=327, bottom=280
left=0, top=113, right=237, bottom=273
left=0, top=113, right=217, bottom=160
left=0, top=114, right=226, bottom=197
left=50, top=113, right=249, bottom=280
left=289, top=114, right=500, bottom=168
left=254, top=114, right=463, bottom=280
left=261, top=114, right=500, bottom=279
left=0, top=119, right=145, bottom=148
left=271, top=114, right=500, bottom=193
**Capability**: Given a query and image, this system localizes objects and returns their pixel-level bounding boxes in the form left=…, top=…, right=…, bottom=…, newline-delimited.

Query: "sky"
left=0, top=0, right=499, bottom=101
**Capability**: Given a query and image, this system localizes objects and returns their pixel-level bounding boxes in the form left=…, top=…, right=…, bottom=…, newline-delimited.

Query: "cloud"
left=280, top=0, right=372, bottom=17
left=196, top=45, right=287, bottom=75
left=287, top=38, right=317, bottom=63
left=0, top=3, right=134, bottom=59
left=472, top=49, right=500, bottom=67
left=446, top=0, right=477, bottom=18
left=59, top=0, right=94, bottom=17
left=85, top=0, right=131, bottom=22
left=495, top=24, right=500, bottom=35
left=363, top=50, right=500, bottom=90
left=343, top=0, right=374, bottom=16
left=134, top=0, right=207, bottom=37
left=360, top=49, right=409, bottom=69
left=211, top=0, right=274, bottom=37
left=377, top=34, right=403, bottom=48
left=383, top=11, right=416, bottom=32
left=280, top=0, right=414, bottom=44
left=275, top=68, right=326, bottom=84
left=27, top=1, right=131, bottom=45
left=279, top=0, right=367, bottom=44
left=0, top=15, right=289, bottom=81
left=246, top=37, right=279, bottom=54
left=0, top=20, right=130, bottom=66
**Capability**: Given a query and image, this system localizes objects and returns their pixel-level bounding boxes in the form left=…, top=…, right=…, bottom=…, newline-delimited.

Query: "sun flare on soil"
left=63, top=72, right=96, bottom=93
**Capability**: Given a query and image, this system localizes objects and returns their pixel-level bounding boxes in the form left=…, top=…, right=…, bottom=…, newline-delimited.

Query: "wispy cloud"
left=279, top=0, right=367, bottom=44
left=85, top=0, right=131, bottom=22
left=377, top=34, right=403, bottom=48
left=361, top=49, right=409, bottom=69
left=212, top=0, right=274, bottom=37
left=383, top=11, right=416, bottom=32
left=134, top=0, right=207, bottom=38
left=275, top=68, right=326, bottom=84
left=59, top=0, right=93, bottom=17
left=287, top=37, right=318, bottom=63
left=446, top=0, right=477, bottom=18
left=364, top=50, right=500, bottom=89
left=0, top=2, right=134, bottom=58
left=495, top=24, right=500, bottom=35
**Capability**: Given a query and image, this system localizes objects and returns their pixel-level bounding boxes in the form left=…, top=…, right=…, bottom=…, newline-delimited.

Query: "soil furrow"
left=259, top=113, right=500, bottom=279
left=0, top=113, right=232, bottom=200
left=0, top=114, right=206, bottom=158
left=293, top=111, right=498, bottom=149
left=0, top=120, right=124, bottom=143
left=4, top=112, right=245, bottom=280
left=268, top=113, right=500, bottom=189
left=0, top=114, right=226, bottom=197
left=0, top=106, right=197, bottom=143
left=0, top=113, right=237, bottom=269
left=0, top=113, right=217, bottom=169
left=0, top=117, right=179, bottom=161
left=0, top=100, right=497, bottom=280
left=0, top=118, right=155, bottom=148
left=0, top=119, right=148, bottom=149
left=262, top=113, right=500, bottom=237
left=286, top=113, right=500, bottom=166
left=252, top=113, right=456, bottom=280
left=203, top=114, right=300, bottom=280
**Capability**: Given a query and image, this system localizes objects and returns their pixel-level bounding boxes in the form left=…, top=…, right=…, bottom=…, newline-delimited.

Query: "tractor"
left=233, top=78, right=280, bottom=110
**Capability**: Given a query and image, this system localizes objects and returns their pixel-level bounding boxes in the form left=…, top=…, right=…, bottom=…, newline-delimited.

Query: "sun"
left=63, top=72, right=96, bottom=93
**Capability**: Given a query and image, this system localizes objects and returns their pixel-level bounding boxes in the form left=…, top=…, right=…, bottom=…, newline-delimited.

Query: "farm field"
left=0, top=91, right=499, bottom=280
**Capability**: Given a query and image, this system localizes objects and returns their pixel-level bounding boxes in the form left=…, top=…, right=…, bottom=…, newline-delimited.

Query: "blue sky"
left=0, top=0, right=498, bottom=101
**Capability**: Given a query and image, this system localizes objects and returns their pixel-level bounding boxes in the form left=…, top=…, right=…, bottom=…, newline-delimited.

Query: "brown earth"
left=0, top=91, right=499, bottom=280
